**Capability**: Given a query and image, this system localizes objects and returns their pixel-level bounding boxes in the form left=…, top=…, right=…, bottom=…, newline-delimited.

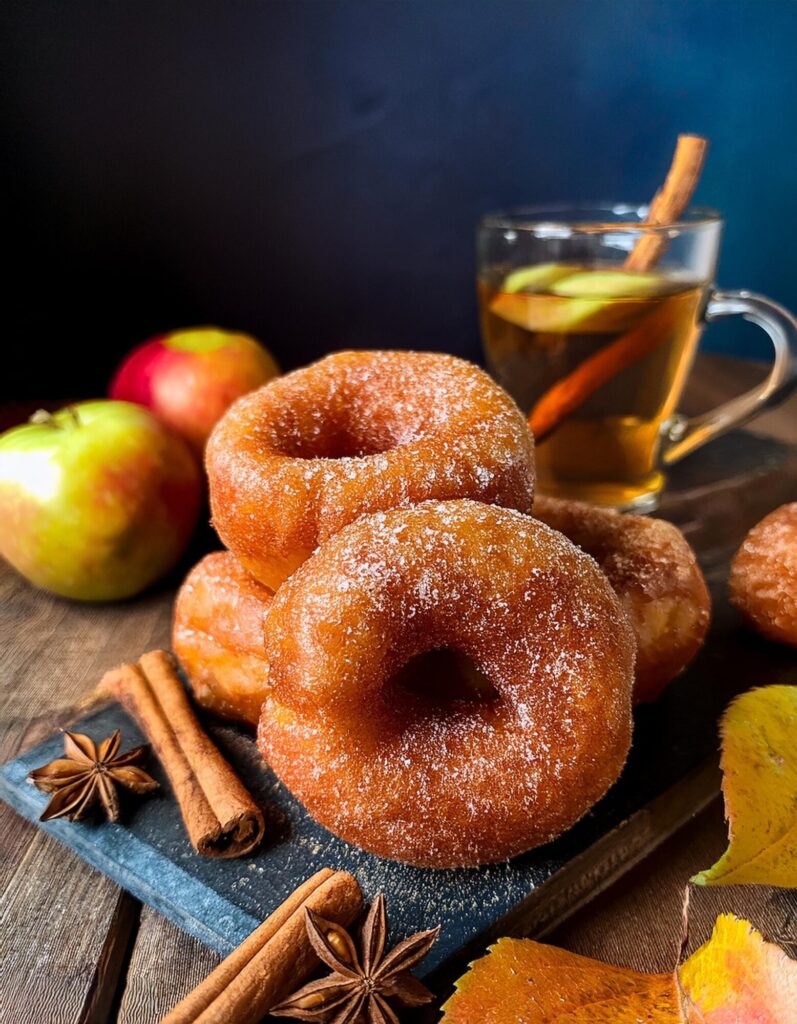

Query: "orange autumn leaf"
left=679, top=913, right=797, bottom=1023
left=692, top=685, right=797, bottom=887
left=440, top=915, right=797, bottom=1024
left=440, top=936, right=684, bottom=1023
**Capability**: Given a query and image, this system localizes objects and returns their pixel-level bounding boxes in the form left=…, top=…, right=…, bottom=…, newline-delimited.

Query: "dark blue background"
left=4, top=0, right=796, bottom=398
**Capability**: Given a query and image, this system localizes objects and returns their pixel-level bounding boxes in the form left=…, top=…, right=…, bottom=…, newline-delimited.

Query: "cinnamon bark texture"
left=624, top=134, right=708, bottom=273
left=99, top=649, right=264, bottom=857
left=160, top=869, right=362, bottom=1024
left=530, top=134, right=708, bottom=443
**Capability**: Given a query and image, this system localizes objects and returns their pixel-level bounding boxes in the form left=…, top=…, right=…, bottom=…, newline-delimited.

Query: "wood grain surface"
left=1, top=355, right=796, bottom=1023
left=116, top=908, right=220, bottom=1024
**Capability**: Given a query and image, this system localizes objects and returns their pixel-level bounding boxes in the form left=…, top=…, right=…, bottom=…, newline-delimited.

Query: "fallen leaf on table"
left=692, top=684, right=797, bottom=887
left=679, top=913, right=797, bottom=1023
left=440, top=914, right=797, bottom=1024
left=440, top=936, right=684, bottom=1023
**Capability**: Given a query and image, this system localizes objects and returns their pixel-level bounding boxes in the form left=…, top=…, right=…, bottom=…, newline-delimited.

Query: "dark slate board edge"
left=0, top=766, right=258, bottom=956
left=424, top=755, right=723, bottom=996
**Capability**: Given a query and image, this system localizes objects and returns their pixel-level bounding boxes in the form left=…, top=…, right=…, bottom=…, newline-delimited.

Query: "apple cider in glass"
left=479, top=263, right=705, bottom=508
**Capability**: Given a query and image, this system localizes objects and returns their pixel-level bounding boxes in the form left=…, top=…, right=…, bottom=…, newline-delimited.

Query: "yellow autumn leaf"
left=692, top=684, right=797, bottom=886
left=439, top=936, right=684, bottom=1023
left=679, top=913, right=797, bottom=1022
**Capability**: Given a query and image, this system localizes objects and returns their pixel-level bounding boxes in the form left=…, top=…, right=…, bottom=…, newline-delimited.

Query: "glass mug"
left=477, top=205, right=797, bottom=510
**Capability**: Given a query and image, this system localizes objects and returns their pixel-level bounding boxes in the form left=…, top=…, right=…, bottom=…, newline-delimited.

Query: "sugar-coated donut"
left=258, top=499, right=635, bottom=868
left=206, top=351, right=535, bottom=590
left=173, top=552, right=272, bottom=725
left=730, top=503, right=797, bottom=647
left=533, top=495, right=711, bottom=704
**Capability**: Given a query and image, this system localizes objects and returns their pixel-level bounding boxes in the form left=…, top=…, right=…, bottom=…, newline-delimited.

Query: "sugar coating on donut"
left=259, top=499, right=634, bottom=867
left=206, top=351, right=535, bottom=590
left=730, top=503, right=797, bottom=647
left=173, top=551, right=272, bottom=725
left=533, top=495, right=711, bottom=703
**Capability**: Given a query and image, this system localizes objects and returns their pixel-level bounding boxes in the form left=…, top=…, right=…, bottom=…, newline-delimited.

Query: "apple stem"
left=29, top=409, right=56, bottom=426
left=29, top=407, right=82, bottom=428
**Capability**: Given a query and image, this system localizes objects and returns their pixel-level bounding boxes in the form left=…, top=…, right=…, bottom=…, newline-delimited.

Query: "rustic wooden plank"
left=0, top=568, right=173, bottom=762
left=0, top=557, right=175, bottom=1023
left=0, top=804, right=35, bottom=893
left=116, top=907, right=221, bottom=1024
left=0, top=825, right=138, bottom=1024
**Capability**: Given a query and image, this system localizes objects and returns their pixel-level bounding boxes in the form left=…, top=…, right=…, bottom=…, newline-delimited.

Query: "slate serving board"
left=2, top=430, right=797, bottom=985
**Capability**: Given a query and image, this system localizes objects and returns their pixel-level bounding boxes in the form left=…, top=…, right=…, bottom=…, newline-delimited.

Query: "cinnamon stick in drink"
left=100, top=649, right=264, bottom=857
left=624, top=134, right=708, bottom=273
left=529, top=134, right=708, bottom=442
left=160, top=869, right=362, bottom=1024
left=530, top=291, right=686, bottom=439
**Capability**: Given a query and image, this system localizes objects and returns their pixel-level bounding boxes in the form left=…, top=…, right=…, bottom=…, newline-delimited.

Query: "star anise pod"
left=271, top=893, right=439, bottom=1024
left=28, top=729, right=159, bottom=822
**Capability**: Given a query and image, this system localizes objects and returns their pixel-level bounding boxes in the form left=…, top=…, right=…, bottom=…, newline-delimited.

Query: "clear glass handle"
left=663, top=289, right=797, bottom=465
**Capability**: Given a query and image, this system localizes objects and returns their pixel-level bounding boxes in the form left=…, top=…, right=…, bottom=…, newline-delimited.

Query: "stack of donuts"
left=173, top=350, right=711, bottom=868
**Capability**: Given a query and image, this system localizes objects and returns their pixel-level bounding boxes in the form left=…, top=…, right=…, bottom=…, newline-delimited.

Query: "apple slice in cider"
left=489, top=266, right=677, bottom=335
left=550, top=269, right=672, bottom=299
left=501, top=262, right=577, bottom=294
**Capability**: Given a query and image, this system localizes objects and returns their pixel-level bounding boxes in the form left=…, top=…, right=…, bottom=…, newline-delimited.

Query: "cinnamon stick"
left=624, top=134, right=708, bottom=273
left=160, top=869, right=363, bottom=1024
left=100, top=650, right=264, bottom=857
left=529, top=134, right=708, bottom=442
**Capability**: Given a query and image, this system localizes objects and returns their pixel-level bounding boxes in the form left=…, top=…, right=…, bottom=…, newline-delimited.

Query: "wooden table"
left=2, top=355, right=796, bottom=1023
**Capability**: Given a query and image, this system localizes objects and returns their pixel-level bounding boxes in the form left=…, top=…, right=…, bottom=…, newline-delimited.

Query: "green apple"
left=0, top=401, right=202, bottom=600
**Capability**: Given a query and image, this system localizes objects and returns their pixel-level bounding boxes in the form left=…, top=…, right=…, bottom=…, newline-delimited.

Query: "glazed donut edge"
left=172, top=551, right=272, bottom=726
left=533, top=494, right=712, bottom=703
left=729, top=502, right=797, bottom=647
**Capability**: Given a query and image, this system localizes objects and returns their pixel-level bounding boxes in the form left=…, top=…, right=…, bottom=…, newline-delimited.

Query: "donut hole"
left=391, top=648, right=499, bottom=704
left=262, top=361, right=460, bottom=461
left=270, top=420, right=399, bottom=460
left=267, top=408, right=404, bottom=460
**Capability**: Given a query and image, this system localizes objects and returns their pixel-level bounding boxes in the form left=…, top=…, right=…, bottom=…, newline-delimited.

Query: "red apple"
left=109, top=327, right=279, bottom=452
left=0, top=401, right=202, bottom=601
